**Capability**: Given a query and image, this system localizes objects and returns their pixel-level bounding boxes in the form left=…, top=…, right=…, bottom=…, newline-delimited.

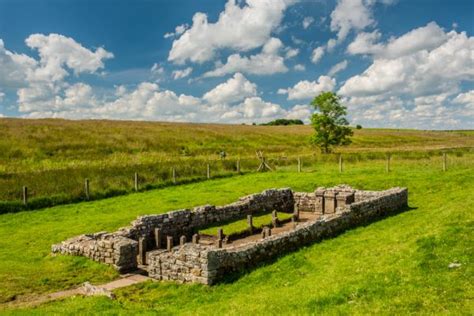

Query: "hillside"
left=0, top=118, right=473, bottom=211
left=0, top=156, right=472, bottom=314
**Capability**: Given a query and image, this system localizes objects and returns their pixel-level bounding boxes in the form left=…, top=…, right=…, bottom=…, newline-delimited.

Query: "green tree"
left=310, top=91, right=353, bottom=153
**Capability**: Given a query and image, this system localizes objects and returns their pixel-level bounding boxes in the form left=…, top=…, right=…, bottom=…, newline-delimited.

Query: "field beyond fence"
left=1, top=118, right=473, bottom=213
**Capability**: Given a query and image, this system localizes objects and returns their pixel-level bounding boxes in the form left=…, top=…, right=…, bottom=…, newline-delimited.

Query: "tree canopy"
left=310, top=91, right=353, bottom=153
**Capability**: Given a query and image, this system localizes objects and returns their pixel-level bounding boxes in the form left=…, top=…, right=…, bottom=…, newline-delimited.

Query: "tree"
left=310, top=91, right=353, bottom=153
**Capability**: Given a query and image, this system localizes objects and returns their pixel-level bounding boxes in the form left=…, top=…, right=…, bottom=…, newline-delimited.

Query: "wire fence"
left=1, top=147, right=472, bottom=214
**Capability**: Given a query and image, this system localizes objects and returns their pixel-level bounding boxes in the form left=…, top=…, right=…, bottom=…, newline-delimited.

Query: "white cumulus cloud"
left=172, top=67, right=193, bottom=80
left=311, top=46, right=325, bottom=64
left=203, top=73, right=257, bottom=104
left=168, top=0, right=296, bottom=64
left=202, top=38, right=288, bottom=77
left=328, top=60, right=348, bottom=76
left=279, top=75, right=336, bottom=100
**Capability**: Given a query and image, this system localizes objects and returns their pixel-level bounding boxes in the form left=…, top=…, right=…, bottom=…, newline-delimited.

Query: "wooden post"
left=217, top=238, right=223, bottom=248
left=172, top=167, right=176, bottom=184
left=237, top=159, right=241, bottom=173
left=180, top=235, right=186, bottom=246
left=22, top=186, right=28, bottom=205
left=134, top=172, right=138, bottom=191
left=84, top=178, right=90, bottom=200
left=339, top=154, right=343, bottom=173
left=443, top=153, right=447, bottom=172
left=154, top=228, right=162, bottom=249
left=138, top=237, right=146, bottom=265
left=217, top=228, right=223, bottom=240
left=207, top=164, right=210, bottom=179
left=297, top=157, right=302, bottom=173
left=247, top=215, right=253, bottom=233
left=166, top=236, right=173, bottom=251
left=386, top=154, right=391, bottom=173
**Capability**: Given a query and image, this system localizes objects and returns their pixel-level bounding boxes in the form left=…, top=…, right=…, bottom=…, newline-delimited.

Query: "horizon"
left=0, top=0, right=473, bottom=130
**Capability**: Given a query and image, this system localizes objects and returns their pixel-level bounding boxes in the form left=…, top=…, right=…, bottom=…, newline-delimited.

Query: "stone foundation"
left=52, top=185, right=408, bottom=284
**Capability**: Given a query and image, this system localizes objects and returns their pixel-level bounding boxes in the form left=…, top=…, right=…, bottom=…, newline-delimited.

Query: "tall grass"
left=1, top=118, right=473, bottom=213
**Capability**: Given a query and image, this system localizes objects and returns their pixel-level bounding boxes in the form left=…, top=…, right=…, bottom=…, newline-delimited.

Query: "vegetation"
left=198, top=211, right=293, bottom=236
left=1, top=118, right=473, bottom=213
left=0, top=153, right=472, bottom=314
left=310, top=92, right=353, bottom=153
left=260, top=118, right=304, bottom=126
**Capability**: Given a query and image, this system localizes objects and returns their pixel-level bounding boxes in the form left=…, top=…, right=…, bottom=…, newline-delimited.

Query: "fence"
left=0, top=147, right=472, bottom=214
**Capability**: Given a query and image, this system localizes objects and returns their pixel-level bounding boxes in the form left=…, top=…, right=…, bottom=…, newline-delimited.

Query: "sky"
left=0, top=0, right=473, bottom=129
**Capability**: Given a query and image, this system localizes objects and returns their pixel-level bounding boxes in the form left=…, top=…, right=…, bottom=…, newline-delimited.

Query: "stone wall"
left=146, top=187, right=408, bottom=284
left=51, top=232, right=138, bottom=272
left=52, top=188, right=294, bottom=272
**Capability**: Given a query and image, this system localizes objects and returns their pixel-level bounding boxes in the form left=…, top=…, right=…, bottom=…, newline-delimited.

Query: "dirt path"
left=1, top=274, right=151, bottom=310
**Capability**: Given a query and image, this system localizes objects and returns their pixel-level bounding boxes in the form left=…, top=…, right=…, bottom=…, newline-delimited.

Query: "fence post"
left=237, top=159, right=241, bottom=173
left=172, top=167, right=176, bottom=184
left=22, top=186, right=28, bottom=205
left=386, top=154, right=391, bottom=173
left=207, top=163, right=210, bottom=179
left=297, top=157, right=302, bottom=173
left=134, top=172, right=138, bottom=191
left=339, top=154, right=343, bottom=173
left=443, top=152, right=447, bottom=172
left=85, top=178, right=90, bottom=200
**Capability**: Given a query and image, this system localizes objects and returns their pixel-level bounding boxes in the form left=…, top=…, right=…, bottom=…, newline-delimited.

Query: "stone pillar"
left=180, top=235, right=186, bottom=246
left=217, top=228, right=223, bottom=240
left=247, top=215, right=253, bottom=234
left=336, top=192, right=355, bottom=209
left=315, top=187, right=325, bottom=214
left=271, top=210, right=279, bottom=228
left=324, top=190, right=337, bottom=214
left=192, top=234, right=200, bottom=244
left=138, top=237, right=146, bottom=265
left=293, top=204, right=300, bottom=221
left=166, top=236, right=173, bottom=251
left=154, top=228, right=162, bottom=249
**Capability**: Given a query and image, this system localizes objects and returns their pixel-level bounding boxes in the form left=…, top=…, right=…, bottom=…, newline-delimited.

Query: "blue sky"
left=0, top=0, right=473, bottom=129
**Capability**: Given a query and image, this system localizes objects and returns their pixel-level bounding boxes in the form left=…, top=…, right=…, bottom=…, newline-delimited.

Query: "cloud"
left=172, top=67, right=193, bottom=80
left=0, top=91, right=4, bottom=102
left=164, top=24, right=189, bottom=39
left=202, top=38, right=288, bottom=77
left=340, top=28, right=473, bottom=98
left=25, top=33, right=113, bottom=81
left=453, top=90, right=474, bottom=105
left=347, top=22, right=448, bottom=58
left=302, top=16, right=315, bottom=29
left=330, top=0, right=375, bottom=43
left=294, top=64, right=305, bottom=71
left=311, top=46, right=325, bottom=63
left=278, top=75, right=336, bottom=100
left=285, top=47, right=299, bottom=59
left=327, top=60, right=348, bottom=76
left=340, top=24, right=474, bottom=129
left=0, top=34, right=113, bottom=113
left=328, top=0, right=396, bottom=48
left=168, top=0, right=296, bottom=64
left=203, top=73, right=257, bottom=104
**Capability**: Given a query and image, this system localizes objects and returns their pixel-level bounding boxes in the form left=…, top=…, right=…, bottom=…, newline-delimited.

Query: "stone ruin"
left=52, top=185, right=408, bottom=285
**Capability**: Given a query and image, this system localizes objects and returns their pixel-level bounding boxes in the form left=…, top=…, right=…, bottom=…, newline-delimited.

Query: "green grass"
left=1, top=118, right=473, bottom=211
left=0, top=154, right=472, bottom=314
left=198, top=211, right=293, bottom=236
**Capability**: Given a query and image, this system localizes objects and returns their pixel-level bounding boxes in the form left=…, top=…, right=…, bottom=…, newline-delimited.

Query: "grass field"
left=198, top=211, right=293, bottom=236
left=1, top=118, right=473, bottom=213
left=0, top=154, right=472, bottom=314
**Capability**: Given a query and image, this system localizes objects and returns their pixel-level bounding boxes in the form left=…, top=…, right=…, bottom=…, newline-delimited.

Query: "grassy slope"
left=1, top=118, right=473, bottom=204
left=0, top=156, right=472, bottom=314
